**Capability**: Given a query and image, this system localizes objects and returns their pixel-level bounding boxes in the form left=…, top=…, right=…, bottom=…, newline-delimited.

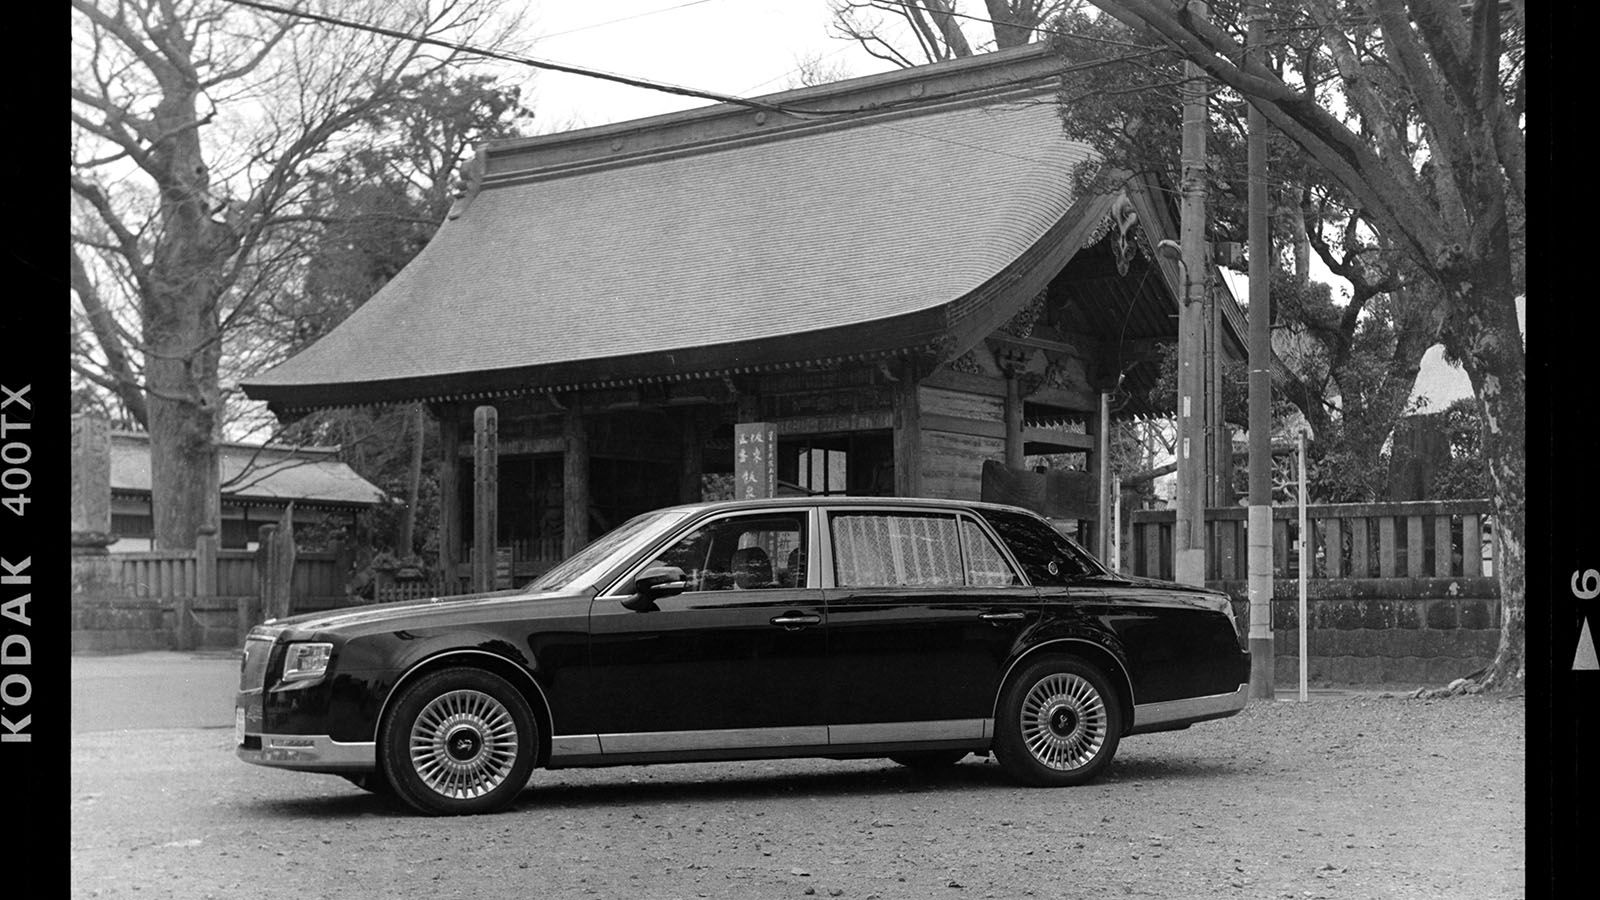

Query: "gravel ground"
left=70, top=692, right=1524, bottom=899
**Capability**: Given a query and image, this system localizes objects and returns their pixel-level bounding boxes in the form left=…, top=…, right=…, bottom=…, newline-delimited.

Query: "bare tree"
left=830, top=1, right=1076, bottom=65
left=70, top=0, right=524, bottom=549
left=1085, top=0, right=1526, bottom=691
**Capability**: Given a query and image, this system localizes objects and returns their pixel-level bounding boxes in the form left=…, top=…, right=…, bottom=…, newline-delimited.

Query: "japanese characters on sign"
left=734, top=422, right=778, bottom=500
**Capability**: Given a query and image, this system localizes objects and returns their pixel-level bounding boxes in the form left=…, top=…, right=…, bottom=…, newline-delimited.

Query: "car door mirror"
left=624, top=565, right=688, bottom=610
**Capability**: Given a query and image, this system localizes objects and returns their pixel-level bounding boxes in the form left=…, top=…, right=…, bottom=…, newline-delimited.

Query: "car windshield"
left=526, top=508, right=694, bottom=593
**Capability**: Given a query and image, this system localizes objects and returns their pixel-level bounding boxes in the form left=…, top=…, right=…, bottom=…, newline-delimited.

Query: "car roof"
left=658, top=495, right=1041, bottom=517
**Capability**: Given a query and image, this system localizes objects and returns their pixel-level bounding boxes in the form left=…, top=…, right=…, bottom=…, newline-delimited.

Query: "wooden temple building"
left=243, top=43, right=1247, bottom=590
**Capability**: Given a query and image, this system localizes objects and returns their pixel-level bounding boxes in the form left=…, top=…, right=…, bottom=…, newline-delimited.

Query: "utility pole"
left=1173, top=0, right=1209, bottom=586
left=1245, top=12, right=1275, bottom=698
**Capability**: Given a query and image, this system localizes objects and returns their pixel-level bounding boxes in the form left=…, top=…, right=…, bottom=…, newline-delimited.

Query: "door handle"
left=770, top=613, right=822, bottom=630
left=979, top=611, right=1027, bottom=625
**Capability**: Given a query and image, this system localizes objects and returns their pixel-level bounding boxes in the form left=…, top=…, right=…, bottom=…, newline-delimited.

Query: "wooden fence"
left=373, top=569, right=477, bottom=604
left=1127, top=499, right=1495, bottom=584
left=100, top=528, right=362, bottom=649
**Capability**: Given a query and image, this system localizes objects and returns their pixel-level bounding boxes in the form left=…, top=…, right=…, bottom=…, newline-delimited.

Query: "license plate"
left=235, top=707, right=246, bottom=746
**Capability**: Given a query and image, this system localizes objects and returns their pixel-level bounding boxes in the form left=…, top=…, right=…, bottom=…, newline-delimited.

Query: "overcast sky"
left=516, top=1, right=898, bottom=131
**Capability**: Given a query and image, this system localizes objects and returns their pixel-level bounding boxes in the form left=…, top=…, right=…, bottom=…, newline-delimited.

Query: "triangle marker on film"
left=1574, top=618, right=1599, bottom=671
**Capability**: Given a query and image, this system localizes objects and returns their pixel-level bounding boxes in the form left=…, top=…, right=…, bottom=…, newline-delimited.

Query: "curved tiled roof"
left=109, top=432, right=385, bottom=508
left=243, top=46, right=1094, bottom=412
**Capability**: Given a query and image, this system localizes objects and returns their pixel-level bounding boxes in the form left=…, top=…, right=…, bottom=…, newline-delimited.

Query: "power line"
left=220, top=0, right=1173, bottom=124
left=216, top=0, right=1304, bottom=180
left=221, top=0, right=836, bottom=117
left=537, top=0, right=719, bottom=41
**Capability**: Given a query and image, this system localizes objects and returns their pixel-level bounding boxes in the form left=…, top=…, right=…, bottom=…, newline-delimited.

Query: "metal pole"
left=1173, top=0, right=1210, bottom=586
left=1205, top=254, right=1223, bottom=508
left=1298, top=430, right=1309, bottom=702
left=1245, top=12, right=1275, bottom=700
left=1112, top=475, right=1122, bottom=573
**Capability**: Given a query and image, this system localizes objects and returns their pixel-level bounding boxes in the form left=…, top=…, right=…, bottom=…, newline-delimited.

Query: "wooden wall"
left=917, top=384, right=1007, bottom=501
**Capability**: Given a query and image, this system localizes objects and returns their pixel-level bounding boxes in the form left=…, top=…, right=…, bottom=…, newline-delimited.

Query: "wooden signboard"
left=734, top=423, right=778, bottom=500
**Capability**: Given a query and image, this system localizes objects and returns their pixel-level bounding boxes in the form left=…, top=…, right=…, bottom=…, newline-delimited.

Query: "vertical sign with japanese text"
left=734, top=423, right=777, bottom=500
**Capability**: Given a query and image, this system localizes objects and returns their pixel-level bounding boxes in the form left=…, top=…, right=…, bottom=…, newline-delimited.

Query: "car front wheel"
left=993, top=656, right=1121, bottom=787
left=380, top=667, right=537, bottom=815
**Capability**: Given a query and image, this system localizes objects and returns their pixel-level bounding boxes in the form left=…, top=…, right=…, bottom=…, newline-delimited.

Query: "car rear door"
left=820, top=508, right=1039, bottom=746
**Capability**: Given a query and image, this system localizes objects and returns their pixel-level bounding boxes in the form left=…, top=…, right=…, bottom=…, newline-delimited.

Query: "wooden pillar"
left=472, top=406, right=499, bottom=592
left=563, top=401, right=589, bottom=557
left=254, top=521, right=294, bottom=627
left=435, top=409, right=461, bottom=588
left=892, top=375, right=921, bottom=497
left=680, top=411, right=703, bottom=504
left=1003, top=371, right=1024, bottom=469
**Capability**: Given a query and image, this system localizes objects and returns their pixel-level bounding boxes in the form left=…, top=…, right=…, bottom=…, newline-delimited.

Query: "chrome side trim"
left=550, top=734, right=602, bottom=757
left=1131, top=684, right=1249, bottom=730
left=829, top=719, right=986, bottom=744
left=599, top=726, right=828, bottom=754
left=237, top=735, right=375, bottom=771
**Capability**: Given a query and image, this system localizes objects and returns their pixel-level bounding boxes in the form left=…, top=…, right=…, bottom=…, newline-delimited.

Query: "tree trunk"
left=1428, top=193, right=1523, bottom=691
left=142, top=36, right=228, bottom=550
left=1449, top=289, right=1526, bottom=690
left=143, top=251, right=223, bottom=549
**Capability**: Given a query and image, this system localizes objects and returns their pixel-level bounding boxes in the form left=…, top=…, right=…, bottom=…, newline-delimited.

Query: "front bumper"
left=236, top=732, right=375, bottom=772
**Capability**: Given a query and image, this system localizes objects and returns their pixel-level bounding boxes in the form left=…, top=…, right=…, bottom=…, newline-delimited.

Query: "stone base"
left=1273, top=653, right=1493, bottom=686
left=71, top=629, right=172, bottom=654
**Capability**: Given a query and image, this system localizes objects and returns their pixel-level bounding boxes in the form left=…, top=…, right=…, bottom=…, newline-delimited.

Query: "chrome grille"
left=240, top=637, right=276, bottom=691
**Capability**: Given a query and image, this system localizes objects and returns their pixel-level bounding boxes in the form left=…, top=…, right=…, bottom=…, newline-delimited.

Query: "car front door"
left=821, top=509, right=1039, bottom=747
left=587, top=508, right=829, bottom=755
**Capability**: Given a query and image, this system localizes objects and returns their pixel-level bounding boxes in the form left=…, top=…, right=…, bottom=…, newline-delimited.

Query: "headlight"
left=280, top=642, right=334, bottom=684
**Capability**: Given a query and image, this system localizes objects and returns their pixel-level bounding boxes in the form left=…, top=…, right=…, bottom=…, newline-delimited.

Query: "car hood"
left=257, top=587, right=588, bottom=635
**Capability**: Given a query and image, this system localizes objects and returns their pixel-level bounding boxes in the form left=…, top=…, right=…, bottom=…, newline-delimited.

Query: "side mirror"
left=623, top=565, right=688, bottom=610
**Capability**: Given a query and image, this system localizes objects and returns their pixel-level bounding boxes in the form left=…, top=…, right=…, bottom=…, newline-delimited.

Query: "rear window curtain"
left=831, top=513, right=963, bottom=587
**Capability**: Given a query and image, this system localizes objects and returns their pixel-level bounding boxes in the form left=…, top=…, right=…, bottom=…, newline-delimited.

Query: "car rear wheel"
left=888, top=750, right=969, bottom=769
left=380, top=668, right=536, bottom=816
left=993, top=656, right=1121, bottom=787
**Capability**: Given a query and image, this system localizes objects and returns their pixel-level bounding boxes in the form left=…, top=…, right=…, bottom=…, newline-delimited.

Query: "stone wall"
left=1221, top=576, right=1500, bottom=686
left=71, top=594, right=172, bottom=653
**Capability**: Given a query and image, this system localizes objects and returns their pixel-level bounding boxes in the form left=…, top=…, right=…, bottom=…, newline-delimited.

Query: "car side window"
left=977, top=508, right=1099, bottom=586
left=650, top=513, right=807, bottom=591
left=961, top=518, right=1022, bottom=586
left=830, top=513, right=964, bottom=587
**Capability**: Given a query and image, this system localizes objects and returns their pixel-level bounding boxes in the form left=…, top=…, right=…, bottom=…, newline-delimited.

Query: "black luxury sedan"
left=236, top=497, right=1250, bottom=815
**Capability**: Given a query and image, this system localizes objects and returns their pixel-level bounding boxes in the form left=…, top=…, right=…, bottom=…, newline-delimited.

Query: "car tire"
left=380, top=667, right=537, bottom=816
left=888, top=750, right=969, bottom=769
left=993, top=656, right=1122, bottom=787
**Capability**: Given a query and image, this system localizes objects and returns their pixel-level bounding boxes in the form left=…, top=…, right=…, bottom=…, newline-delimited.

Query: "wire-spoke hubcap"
left=409, top=689, right=520, bottom=799
left=1019, top=672, right=1107, bottom=771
